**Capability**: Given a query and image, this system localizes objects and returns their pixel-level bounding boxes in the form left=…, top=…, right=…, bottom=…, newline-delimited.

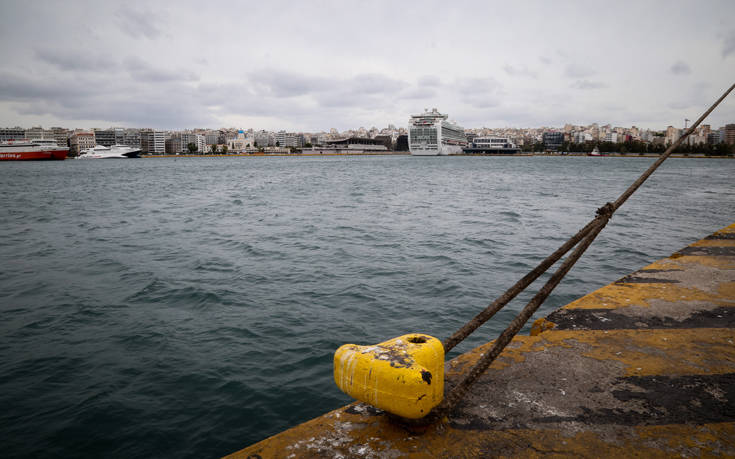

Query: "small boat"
left=588, top=146, right=603, bottom=156
left=77, top=145, right=142, bottom=159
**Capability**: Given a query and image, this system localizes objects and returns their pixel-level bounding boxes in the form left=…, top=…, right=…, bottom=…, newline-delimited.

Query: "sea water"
left=1, top=155, right=733, bottom=458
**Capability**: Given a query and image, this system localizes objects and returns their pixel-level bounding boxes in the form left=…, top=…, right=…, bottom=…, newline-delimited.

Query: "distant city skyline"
left=1, top=0, right=734, bottom=131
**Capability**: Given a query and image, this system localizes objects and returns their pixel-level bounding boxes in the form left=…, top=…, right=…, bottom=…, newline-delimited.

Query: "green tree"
left=187, top=142, right=198, bottom=154
left=222, top=145, right=228, bottom=154
left=210, top=144, right=217, bottom=154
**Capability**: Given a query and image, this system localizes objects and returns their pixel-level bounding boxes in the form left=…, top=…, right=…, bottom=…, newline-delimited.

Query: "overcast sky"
left=1, top=0, right=734, bottom=131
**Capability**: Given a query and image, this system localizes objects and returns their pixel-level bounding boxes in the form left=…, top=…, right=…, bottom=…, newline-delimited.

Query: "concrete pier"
left=227, top=223, right=735, bottom=458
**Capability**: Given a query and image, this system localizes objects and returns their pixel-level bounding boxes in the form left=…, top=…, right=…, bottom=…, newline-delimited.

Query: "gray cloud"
left=0, top=72, right=92, bottom=101
left=417, top=75, right=442, bottom=87
left=1, top=1, right=734, bottom=131
left=670, top=60, right=691, bottom=75
left=115, top=6, right=165, bottom=40
left=124, top=57, right=198, bottom=83
left=723, top=30, right=735, bottom=58
left=35, top=49, right=117, bottom=72
left=564, top=64, right=595, bottom=79
left=249, top=70, right=333, bottom=98
left=351, top=74, right=406, bottom=95
left=504, top=64, right=537, bottom=78
left=464, top=96, right=500, bottom=109
left=456, top=77, right=501, bottom=95
left=249, top=70, right=407, bottom=105
left=571, top=80, right=607, bottom=90
left=668, top=101, right=692, bottom=110
left=667, top=81, right=711, bottom=111
left=399, top=87, right=436, bottom=100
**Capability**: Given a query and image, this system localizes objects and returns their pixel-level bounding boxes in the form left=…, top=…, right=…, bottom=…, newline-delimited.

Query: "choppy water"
left=1, top=155, right=733, bottom=458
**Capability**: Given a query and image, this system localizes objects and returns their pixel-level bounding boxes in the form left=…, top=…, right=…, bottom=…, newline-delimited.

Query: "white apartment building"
left=140, top=129, right=165, bottom=154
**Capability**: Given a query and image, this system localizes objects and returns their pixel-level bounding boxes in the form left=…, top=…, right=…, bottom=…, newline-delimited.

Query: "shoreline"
left=139, top=152, right=734, bottom=159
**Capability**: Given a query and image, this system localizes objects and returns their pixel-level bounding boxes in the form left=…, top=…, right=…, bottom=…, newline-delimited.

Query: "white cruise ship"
left=408, top=108, right=467, bottom=156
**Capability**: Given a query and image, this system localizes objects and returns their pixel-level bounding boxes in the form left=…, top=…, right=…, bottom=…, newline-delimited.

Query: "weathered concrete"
left=227, top=223, right=735, bottom=458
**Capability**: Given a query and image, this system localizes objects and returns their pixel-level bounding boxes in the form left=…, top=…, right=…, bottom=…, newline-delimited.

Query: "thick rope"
left=421, top=82, right=735, bottom=421
left=442, top=219, right=600, bottom=352
left=436, top=215, right=609, bottom=418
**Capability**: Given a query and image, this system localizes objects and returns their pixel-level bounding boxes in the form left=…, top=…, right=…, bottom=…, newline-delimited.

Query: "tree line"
left=522, top=140, right=733, bottom=156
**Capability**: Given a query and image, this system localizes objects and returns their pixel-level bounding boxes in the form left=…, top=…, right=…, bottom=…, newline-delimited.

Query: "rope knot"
left=596, top=202, right=615, bottom=219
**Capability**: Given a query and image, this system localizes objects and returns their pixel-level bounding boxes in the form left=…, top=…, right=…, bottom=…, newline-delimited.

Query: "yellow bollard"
left=333, top=333, right=444, bottom=419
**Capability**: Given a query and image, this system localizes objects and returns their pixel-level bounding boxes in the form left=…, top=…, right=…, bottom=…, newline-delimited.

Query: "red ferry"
left=0, top=139, right=69, bottom=161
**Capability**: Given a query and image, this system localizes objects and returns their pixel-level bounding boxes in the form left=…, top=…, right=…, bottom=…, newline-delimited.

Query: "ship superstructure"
left=463, top=136, right=520, bottom=154
left=408, top=108, right=467, bottom=156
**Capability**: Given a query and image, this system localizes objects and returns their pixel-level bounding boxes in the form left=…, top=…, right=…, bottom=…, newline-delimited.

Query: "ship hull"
left=410, top=144, right=463, bottom=156
left=0, top=150, right=69, bottom=161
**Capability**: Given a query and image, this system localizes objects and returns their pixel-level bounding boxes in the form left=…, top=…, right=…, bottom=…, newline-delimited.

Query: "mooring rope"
left=426, top=82, right=735, bottom=421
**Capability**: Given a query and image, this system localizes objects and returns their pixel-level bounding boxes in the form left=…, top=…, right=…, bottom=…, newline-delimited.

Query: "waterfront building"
left=665, top=126, right=681, bottom=145
left=542, top=131, right=563, bottom=151
left=307, top=137, right=388, bottom=154
left=195, top=134, right=206, bottom=153
left=69, top=131, right=95, bottom=156
left=165, top=133, right=204, bottom=153
left=275, top=130, right=287, bottom=147
left=226, top=130, right=256, bottom=152
left=165, top=135, right=184, bottom=154
left=254, top=130, right=271, bottom=148
left=0, top=126, right=27, bottom=141
left=121, top=129, right=141, bottom=148
left=725, top=124, right=735, bottom=145
left=94, top=129, right=116, bottom=147
left=25, top=126, right=45, bottom=140
left=274, top=131, right=304, bottom=148
left=204, top=131, right=219, bottom=146
left=707, top=131, right=721, bottom=144
left=604, top=132, right=618, bottom=143
left=49, top=127, right=70, bottom=147
left=373, top=135, right=393, bottom=150
left=140, top=129, right=165, bottom=154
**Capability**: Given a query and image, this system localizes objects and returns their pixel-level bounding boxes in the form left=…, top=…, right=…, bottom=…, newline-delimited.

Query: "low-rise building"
left=542, top=131, right=563, bottom=150
left=1, top=126, right=27, bottom=141
left=725, top=124, right=735, bottom=145
left=94, top=129, right=116, bottom=147
left=69, top=130, right=95, bottom=156
left=49, top=127, right=70, bottom=147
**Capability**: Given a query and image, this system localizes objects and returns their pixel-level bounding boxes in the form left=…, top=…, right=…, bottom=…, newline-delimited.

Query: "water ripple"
left=0, top=156, right=733, bottom=458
